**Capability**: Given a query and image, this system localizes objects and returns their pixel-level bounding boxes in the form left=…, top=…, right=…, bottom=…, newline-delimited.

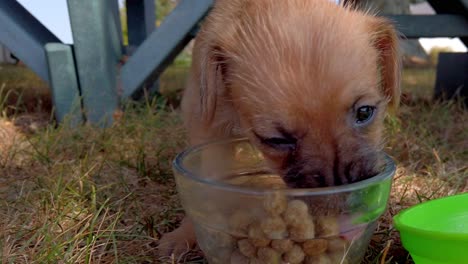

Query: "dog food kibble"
left=305, top=254, right=332, bottom=264
left=221, top=195, right=351, bottom=264
left=237, top=239, right=256, bottom=258
left=257, top=247, right=281, bottom=263
left=264, top=191, right=288, bottom=215
left=229, top=210, right=252, bottom=234
left=302, top=239, right=328, bottom=256
left=289, top=216, right=316, bottom=241
left=230, top=250, right=250, bottom=264
left=284, top=200, right=310, bottom=227
left=288, top=227, right=311, bottom=242
left=283, top=244, right=306, bottom=264
left=260, top=216, right=287, bottom=239
left=316, top=216, right=340, bottom=237
left=249, top=237, right=271, bottom=248
left=249, top=258, right=264, bottom=264
left=271, top=239, right=294, bottom=253
left=248, top=223, right=271, bottom=247
left=327, top=237, right=349, bottom=253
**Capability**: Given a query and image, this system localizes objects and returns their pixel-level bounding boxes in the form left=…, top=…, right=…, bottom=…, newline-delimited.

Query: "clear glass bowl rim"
left=173, top=138, right=396, bottom=196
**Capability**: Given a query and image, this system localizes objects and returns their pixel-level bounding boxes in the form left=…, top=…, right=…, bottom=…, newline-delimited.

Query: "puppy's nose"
left=342, top=155, right=382, bottom=184
left=308, top=173, right=327, bottom=187
left=283, top=171, right=328, bottom=188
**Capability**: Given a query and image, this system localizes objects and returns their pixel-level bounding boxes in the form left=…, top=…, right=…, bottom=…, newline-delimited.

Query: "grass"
left=0, top=64, right=51, bottom=116
left=0, top=61, right=467, bottom=263
left=0, top=102, right=187, bottom=263
left=366, top=99, right=467, bottom=263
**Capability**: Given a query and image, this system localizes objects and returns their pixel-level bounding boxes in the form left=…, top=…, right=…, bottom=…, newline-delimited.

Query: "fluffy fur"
left=159, top=0, right=400, bottom=256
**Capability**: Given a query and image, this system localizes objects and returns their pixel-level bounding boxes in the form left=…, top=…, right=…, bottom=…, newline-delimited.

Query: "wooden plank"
left=426, top=0, right=468, bottom=46
left=125, top=0, right=159, bottom=97
left=427, top=0, right=467, bottom=14
left=121, top=0, right=213, bottom=99
left=428, top=0, right=468, bottom=47
left=110, top=0, right=125, bottom=59
left=126, top=0, right=156, bottom=52
left=0, top=1, right=61, bottom=82
left=385, top=15, right=468, bottom=39
left=67, top=0, right=123, bottom=126
left=434, top=52, right=468, bottom=106
left=45, top=43, right=83, bottom=126
left=463, top=0, right=468, bottom=9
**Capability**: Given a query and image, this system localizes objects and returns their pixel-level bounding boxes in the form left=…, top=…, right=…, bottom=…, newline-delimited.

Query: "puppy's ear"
left=368, top=18, right=401, bottom=111
left=199, top=46, right=227, bottom=124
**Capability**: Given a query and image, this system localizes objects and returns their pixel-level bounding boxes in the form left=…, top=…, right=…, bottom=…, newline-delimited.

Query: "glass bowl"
left=173, top=138, right=396, bottom=264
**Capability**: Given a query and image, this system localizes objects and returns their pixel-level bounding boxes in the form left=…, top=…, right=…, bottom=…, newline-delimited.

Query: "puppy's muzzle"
left=282, top=154, right=383, bottom=188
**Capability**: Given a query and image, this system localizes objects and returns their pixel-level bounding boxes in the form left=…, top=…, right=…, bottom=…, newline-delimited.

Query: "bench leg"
left=45, top=43, right=83, bottom=126
left=67, top=0, right=123, bottom=126
left=434, top=52, right=468, bottom=106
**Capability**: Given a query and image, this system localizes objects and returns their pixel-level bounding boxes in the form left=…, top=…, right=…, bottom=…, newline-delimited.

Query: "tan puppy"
left=159, top=0, right=400, bottom=257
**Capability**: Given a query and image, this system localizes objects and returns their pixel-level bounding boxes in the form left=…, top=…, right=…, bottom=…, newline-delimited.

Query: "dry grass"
left=0, top=103, right=188, bottom=263
left=0, top=64, right=189, bottom=262
left=363, top=68, right=468, bottom=264
left=0, top=62, right=467, bottom=263
left=0, top=64, right=51, bottom=116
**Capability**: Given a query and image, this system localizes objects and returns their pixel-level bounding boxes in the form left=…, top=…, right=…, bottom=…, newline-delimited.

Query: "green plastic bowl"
left=394, top=193, right=468, bottom=264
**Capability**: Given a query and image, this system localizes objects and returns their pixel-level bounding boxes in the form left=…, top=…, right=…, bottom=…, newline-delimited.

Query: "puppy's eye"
left=355, top=105, right=375, bottom=125
left=253, top=131, right=297, bottom=151
left=263, top=137, right=297, bottom=150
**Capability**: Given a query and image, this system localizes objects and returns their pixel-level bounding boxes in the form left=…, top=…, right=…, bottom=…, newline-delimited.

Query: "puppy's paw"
left=157, top=219, right=197, bottom=259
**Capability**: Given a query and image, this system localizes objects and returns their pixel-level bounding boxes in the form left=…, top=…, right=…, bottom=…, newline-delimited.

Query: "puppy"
left=159, top=0, right=400, bottom=257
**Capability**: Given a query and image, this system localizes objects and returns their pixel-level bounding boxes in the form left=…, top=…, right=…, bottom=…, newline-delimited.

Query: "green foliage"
left=119, top=0, right=191, bottom=69
left=0, top=64, right=50, bottom=115
left=120, top=6, right=128, bottom=45
left=156, top=0, right=176, bottom=26
left=120, top=0, right=177, bottom=44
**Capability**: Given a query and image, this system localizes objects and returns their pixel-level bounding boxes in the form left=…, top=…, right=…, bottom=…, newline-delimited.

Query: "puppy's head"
left=197, top=0, right=400, bottom=188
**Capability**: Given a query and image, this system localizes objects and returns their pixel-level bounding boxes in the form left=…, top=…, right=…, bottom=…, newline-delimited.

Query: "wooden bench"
left=387, top=0, right=468, bottom=104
